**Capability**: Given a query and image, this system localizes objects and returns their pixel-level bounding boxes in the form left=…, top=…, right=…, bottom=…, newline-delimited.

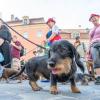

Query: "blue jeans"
left=91, top=44, right=100, bottom=69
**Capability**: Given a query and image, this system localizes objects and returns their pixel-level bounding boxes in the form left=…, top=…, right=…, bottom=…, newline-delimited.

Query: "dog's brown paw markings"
left=81, top=77, right=89, bottom=85
left=29, top=81, right=42, bottom=91
left=71, top=86, right=81, bottom=93
left=17, top=80, right=22, bottom=83
left=50, top=86, right=58, bottom=95
left=32, top=87, right=42, bottom=91
left=6, top=79, right=9, bottom=83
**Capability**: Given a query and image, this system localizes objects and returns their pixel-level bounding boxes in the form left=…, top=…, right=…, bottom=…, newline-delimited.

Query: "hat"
left=89, top=14, right=100, bottom=21
left=46, top=18, right=56, bottom=24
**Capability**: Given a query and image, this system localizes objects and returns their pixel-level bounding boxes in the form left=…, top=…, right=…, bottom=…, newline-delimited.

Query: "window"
left=23, top=19, right=30, bottom=25
left=23, top=32, right=29, bottom=39
left=37, top=30, right=42, bottom=37
left=86, top=28, right=90, bottom=33
left=71, top=32, right=80, bottom=39
left=22, top=16, right=30, bottom=25
left=23, top=19, right=28, bottom=25
left=24, top=48, right=27, bottom=55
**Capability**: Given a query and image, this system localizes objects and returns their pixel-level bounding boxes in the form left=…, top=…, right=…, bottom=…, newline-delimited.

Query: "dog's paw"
left=6, top=79, right=9, bottom=83
left=29, top=81, right=42, bottom=91
left=81, top=79, right=89, bottom=85
left=71, top=86, right=81, bottom=93
left=32, top=86, right=42, bottom=91
left=50, top=86, right=58, bottom=95
left=17, top=80, right=22, bottom=83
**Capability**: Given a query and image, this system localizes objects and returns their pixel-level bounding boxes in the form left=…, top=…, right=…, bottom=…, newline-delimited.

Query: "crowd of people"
left=88, top=14, right=100, bottom=84
left=0, top=14, right=100, bottom=85
left=0, top=19, right=12, bottom=68
left=73, top=14, right=100, bottom=85
left=0, top=19, right=23, bottom=71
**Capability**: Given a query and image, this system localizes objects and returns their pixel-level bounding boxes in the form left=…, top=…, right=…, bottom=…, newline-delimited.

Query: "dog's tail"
left=74, top=51, right=85, bottom=73
left=9, top=65, right=25, bottom=79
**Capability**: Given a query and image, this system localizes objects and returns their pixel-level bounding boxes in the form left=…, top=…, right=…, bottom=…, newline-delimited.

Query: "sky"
left=0, top=0, right=100, bottom=29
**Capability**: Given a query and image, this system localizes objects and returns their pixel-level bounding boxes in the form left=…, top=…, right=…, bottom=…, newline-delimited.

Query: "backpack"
left=20, top=46, right=25, bottom=57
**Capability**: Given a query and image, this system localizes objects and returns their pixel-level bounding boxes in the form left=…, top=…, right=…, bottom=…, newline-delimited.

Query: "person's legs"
left=91, top=47, right=100, bottom=84
left=81, top=58, right=88, bottom=74
left=1, top=41, right=11, bottom=68
left=11, top=58, right=21, bottom=70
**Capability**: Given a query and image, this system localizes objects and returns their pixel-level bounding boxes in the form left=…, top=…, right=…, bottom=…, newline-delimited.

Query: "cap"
left=46, top=18, right=56, bottom=24
left=89, top=14, right=100, bottom=21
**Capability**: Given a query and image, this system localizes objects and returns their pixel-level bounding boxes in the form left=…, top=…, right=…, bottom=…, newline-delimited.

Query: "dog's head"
left=47, top=40, right=75, bottom=75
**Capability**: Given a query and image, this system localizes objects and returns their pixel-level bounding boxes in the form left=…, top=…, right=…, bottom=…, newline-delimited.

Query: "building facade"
left=7, top=17, right=90, bottom=60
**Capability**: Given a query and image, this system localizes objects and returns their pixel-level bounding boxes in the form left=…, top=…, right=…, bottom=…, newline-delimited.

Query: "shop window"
left=71, top=32, right=80, bottom=39
left=37, top=30, right=42, bottom=37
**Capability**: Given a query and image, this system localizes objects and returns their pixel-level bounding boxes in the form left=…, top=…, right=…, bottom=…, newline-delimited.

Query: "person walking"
left=46, top=18, right=62, bottom=46
left=74, top=36, right=86, bottom=58
left=11, top=35, right=22, bottom=70
left=74, top=36, right=88, bottom=74
left=0, top=19, right=12, bottom=68
left=88, top=14, right=100, bottom=84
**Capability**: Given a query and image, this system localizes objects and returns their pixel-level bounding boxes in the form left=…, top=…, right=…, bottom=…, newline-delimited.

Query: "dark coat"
left=0, top=25, right=12, bottom=43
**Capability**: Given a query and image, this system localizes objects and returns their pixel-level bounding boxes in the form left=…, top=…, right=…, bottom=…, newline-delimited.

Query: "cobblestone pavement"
left=0, top=80, right=100, bottom=100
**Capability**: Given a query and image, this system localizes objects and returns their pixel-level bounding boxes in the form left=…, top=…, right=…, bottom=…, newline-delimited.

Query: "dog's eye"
left=58, top=49, right=66, bottom=57
left=59, top=48, right=71, bottom=58
left=59, top=47, right=67, bottom=53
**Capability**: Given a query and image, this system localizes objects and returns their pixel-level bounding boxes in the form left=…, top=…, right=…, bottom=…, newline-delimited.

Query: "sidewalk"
left=0, top=80, right=100, bottom=100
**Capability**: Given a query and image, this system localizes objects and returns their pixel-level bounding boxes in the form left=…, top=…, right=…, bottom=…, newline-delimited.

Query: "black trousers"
left=0, top=41, right=11, bottom=68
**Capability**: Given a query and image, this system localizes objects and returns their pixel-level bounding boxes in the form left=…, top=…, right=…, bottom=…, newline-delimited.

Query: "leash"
left=0, top=18, right=46, bottom=50
left=3, top=62, right=11, bottom=67
left=0, top=19, right=49, bottom=68
left=21, top=47, right=37, bottom=56
left=2, top=47, right=37, bottom=67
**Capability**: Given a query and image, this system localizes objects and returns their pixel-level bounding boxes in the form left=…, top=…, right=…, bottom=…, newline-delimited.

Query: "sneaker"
left=95, top=76, right=100, bottom=85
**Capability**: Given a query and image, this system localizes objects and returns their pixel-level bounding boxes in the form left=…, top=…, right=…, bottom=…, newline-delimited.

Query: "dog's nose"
left=48, top=61, right=55, bottom=68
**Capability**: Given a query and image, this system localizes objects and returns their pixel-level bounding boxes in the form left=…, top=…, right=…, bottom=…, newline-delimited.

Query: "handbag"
left=0, top=52, right=4, bottom=62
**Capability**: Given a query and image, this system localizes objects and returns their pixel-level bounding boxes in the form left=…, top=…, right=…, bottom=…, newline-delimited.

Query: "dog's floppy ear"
left=74, top=51, right=85, bottom=73
left=70, top=44, right=85, bottom=73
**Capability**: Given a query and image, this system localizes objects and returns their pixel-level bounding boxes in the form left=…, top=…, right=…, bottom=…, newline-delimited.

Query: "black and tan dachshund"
left=10, top=40, right=85, bottom=94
